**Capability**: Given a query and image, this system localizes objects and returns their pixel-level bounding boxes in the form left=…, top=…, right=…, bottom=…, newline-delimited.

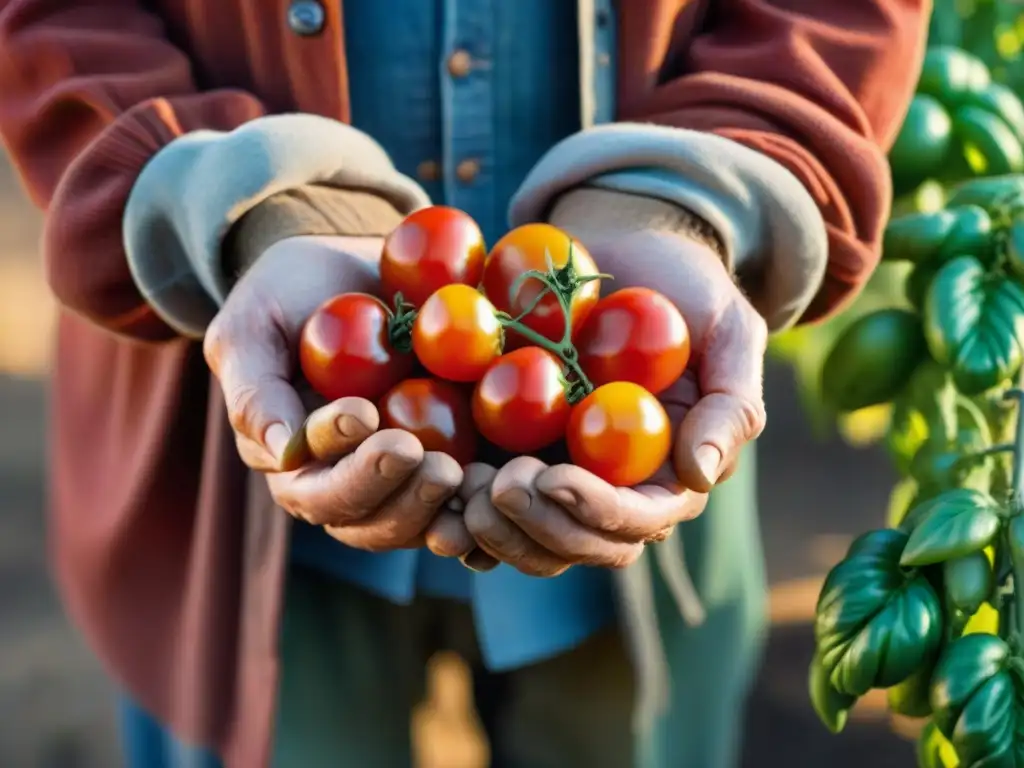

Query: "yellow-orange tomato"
left=482, top=223, right=599, bottom=346
left=412, top=284, right=503, bottom=382
left=566, top=382, right=671, bottom=487
left=381, top=206, right=487, bottom=307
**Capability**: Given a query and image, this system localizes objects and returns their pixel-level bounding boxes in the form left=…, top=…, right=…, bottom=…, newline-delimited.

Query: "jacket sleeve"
left=0, top=1, right=428, bottom=341
left=511, top=0, right=930, bottom=330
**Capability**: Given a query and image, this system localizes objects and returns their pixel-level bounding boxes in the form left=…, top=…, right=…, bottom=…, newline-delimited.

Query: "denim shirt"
left=289, top=0, right=619, bottom=671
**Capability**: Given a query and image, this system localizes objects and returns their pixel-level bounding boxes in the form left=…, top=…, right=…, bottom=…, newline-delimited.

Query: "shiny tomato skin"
left=379, top=379, right=477, bottom=466
left=299, top=293, right=414, bottom=402
left=566, top=382, right=671, bottom=487
left=412, top=284, right=503, bottom=382
left=576, top=287, right=691, bottom=395
left=472, top=347, right=571, bottom=453
left=381, top=206, right=487, bottom=307
left=482, top=223, right=599, bottom=346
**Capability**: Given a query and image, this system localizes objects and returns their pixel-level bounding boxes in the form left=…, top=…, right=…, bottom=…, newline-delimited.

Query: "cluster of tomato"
left=298, top=206, right=691, bottom=487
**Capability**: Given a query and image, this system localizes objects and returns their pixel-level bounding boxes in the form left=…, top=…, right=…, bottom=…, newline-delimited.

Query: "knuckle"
left=735, top=395, right=767, bottom=441
left=202, top=318, right=229, bottom=374
left=226, top=383, right=262, bottom=435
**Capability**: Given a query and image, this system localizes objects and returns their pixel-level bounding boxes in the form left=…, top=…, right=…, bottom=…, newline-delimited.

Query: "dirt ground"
left=0, top=154, right=919, bottom=767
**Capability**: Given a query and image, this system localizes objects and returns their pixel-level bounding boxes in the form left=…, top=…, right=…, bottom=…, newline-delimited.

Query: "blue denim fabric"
left=290, top=0, right=620, bottom=671
left=117, top=696, right=221, bottom=768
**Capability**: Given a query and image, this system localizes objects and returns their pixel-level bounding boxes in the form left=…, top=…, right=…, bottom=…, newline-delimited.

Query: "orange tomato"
left=576, top=287, right=690, bottom=395
left=481, top=223, right=599, bottom=346
left=472, top=347, right=570, bottom=453
left=412, top=284, right=503, bottom=382
left=566, top=382, right=671, bottom=486
left=381, top=205, right=487, bottom=307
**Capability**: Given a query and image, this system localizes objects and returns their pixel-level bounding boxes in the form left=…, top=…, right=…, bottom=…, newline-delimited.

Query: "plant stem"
left=1003, top=383, right=1024, bottom=639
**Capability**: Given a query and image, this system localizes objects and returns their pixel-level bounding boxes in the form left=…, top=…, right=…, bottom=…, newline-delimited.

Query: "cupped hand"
left=204, top=235, right=464, bottom=552
left=454, top=228, right=768, bottom=576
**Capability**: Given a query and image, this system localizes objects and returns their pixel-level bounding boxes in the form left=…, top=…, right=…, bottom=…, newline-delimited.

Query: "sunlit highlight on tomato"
left=472, top=347, right=570, bottom=453
left=412, top=284, right=502, bottom=382
left=566, top=381, right=671, bottom=486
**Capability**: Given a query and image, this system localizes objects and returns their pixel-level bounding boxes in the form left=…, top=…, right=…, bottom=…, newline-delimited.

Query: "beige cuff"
left=548, top=186, right=726, bottom=259
left=224, top=185, right=405, bottom=281
left=123, top=113, right=431, bottom=339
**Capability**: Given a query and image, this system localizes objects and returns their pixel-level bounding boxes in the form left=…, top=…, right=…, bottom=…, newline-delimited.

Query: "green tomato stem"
left=495, top=238, right=612, bottom=405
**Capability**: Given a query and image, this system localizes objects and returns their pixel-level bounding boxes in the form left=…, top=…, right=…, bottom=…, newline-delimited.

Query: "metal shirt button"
left=287, top=0, right=325, bottom=37
left=456, top=159, right=480, bottom=184
left=417, top=160, right=441, bottom=182
left=447, top=50, right=473, bottom=78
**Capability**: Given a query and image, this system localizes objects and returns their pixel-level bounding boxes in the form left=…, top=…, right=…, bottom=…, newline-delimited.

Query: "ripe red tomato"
left=299, top=293, right=414, bottom=401
left=472, top=347, right=570, bottom=453
left=379, top=379, right=477, bottom=466
left=412, top=284, right=502, bottom=382
left=576, top=287, right=691, bottom=395
left=381, top=206, right=487, bottom=307
left=482, top=223, right=599, bottom=346
left=566, top=382, right=671, bottom=487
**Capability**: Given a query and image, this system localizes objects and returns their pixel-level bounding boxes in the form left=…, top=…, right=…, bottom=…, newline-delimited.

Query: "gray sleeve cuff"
left=122, top=113, right=431, bottom=339
left=508, top=123, right=829, bottom=331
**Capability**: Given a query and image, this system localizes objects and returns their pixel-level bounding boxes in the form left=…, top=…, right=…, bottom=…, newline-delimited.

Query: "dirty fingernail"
left=378, top=453, right=418, bottom=480
left=419, top=481, right=452, bottom=505
left=494, top=488, right=532, bottom=515
left=265, top=423, right=293, bottom=462
left=545, top=488, right=578, bottom=510
left=695, top=444, right=722, bottom=485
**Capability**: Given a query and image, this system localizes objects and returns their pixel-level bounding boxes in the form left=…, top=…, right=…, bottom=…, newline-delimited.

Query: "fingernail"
left=695, top=444, right=722, bottom=485
left=378, top=453, right=417, bottom=480
left=545, top=488, right=578, bottom=510
left=280, top=428, right=311, bottom=471
left=494, top=488, right=531, bottom=516
left=461, top=548, right=499, bottom=572
left=265, top=423, right=292, bottom=461
left=419, top=482, right=451, bottom=505
left=335, top=414, right=365, bottom=438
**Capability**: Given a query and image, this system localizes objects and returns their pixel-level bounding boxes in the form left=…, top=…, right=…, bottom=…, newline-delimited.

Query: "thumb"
left=673, top=297, right=767, bottom=492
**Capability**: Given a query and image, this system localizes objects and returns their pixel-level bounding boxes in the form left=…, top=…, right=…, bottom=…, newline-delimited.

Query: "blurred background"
left=13, top=2, right=1024, bottom=762
left=0, top=148, right=919, bottom=766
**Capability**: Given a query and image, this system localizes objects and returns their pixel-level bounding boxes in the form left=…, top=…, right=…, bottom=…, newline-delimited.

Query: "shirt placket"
left=439, top=0, right=497, bottom=239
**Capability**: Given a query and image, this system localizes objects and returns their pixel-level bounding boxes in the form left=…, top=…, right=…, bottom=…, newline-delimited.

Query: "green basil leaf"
left=944, top=551, right=995, bottom=616
left=916, top=721, right=960, bottom=768
left=948, top=671, right=1019, bottom=766
left=946, top=175, right=1024, bottom=213
left=826, top=575, right=943, bottom=695
left=821, top=308, right=929, bottom=412
left=901, top=489, right=1004, bottom=566
left=1007, top=516, right=1024, bottom=568
left=809, top=651, right=857, bottom=734
left=930, top=633, right=1010, bottom=736
left=924, top=256, right=1024, bottom=395
left=889, top=659, right=938, bottom=718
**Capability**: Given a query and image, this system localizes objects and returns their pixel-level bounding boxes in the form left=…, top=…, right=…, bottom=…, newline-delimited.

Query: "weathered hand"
left=455, top=228, right=767, bottom=576
left=204, top=235, right=463, bottom=552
